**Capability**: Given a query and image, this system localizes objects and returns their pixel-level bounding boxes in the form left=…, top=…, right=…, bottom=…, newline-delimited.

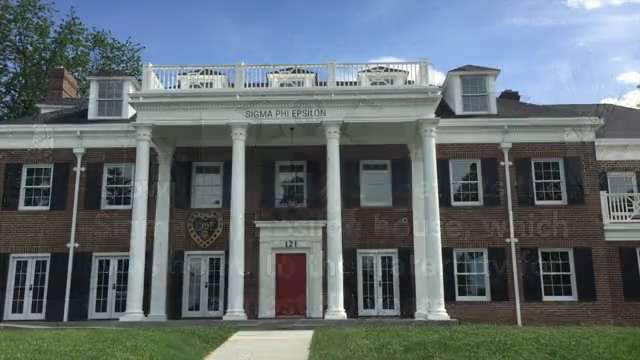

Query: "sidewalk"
left=205, top=330, right=314, bottom=360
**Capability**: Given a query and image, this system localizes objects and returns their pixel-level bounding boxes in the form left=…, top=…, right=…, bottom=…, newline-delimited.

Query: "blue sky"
left=53, top=0, right=640, bottom=106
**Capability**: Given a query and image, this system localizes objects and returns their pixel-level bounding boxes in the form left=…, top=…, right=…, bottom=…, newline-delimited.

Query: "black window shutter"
left=515, top=158, right=534, bottom=206
left=442, top=247, right=455, bottom=302
left=437, top=159, right=451, bottom=207
left=306, top=160, right=322, bottom=208
left=398, top=248, right=414, bottom=317
left=392, top=158, right=411, bottom=208
left=341, top=160, right=360, bottom=208
left=50, top=163, right=70, bottom=210
left=172, top=161, right=191, bottom=209
left=261, top=160, right=275, bottom=208
left=619, top=247, right=640, bottom=301
left=564, top=157, right=585, bottom=205
left=83, top=163, right=103, bottom=210
left=46, top=253, right=68, bottom=321
left=0, top=253, right=9, bottom=318
left=481, top=158, right=500, bottom=206
left=2, top=163, right=22, bottom=210
left=488, top=247, right=509, bottom=301
left=599, top=171, right=609, bottom=192
left=342, top=248, right=358, bottom=318
left=573, top=247, right=596, bottom=301
left=69, top=252, right=92, bottom=321
left=170, top=250, right=184, bottom=319
left=222, top=160, right=232, bottom=208
left=521, top=247, right=542, bottom=301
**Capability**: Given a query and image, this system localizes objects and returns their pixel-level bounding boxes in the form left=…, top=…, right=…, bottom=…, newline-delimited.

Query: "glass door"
left=357, top=250, right=400, bottom=316
left=90, top=254, right=129, bottom=319
left=4, top=255, right=50, bottom=321
left=182, top=252, right=225, bottom=318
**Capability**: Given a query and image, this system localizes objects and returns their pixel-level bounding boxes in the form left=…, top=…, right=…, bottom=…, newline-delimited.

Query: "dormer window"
left=461, top=76, right=489, bottom=113
left=279, top=79, right=306, bottom=88
left=97, top=80, right=124, bottom=117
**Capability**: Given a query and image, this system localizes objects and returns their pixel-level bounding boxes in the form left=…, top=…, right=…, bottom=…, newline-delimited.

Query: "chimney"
left=499, top=89, right=520, bottom=102
left=45, top=67, right=79, bottom=100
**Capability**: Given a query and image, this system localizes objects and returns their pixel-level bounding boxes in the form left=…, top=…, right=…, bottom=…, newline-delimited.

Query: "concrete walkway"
left=205, top=330, right=313, bottom=360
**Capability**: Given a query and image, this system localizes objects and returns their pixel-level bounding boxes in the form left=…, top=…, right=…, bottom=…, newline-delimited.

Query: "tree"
left=0, top=0, right=144, bottom=120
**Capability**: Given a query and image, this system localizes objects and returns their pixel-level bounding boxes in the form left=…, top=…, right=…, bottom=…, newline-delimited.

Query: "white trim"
left=182, top=251, right=226, bottom=318
left=449, top=159, right=483, bottom=206
left=275, top=160, right=307, bottom=208
left=356, top=249, right=400, bottom=316
left=453, top=248, right=491, bottom=301
left=637, top=248, right=640, bottom=279
left=88, top=252, right=129, bottom=320
left=3, top=253, right=51, bottom=321
left=101, top=163, right=135, bottom=210
left=531, top=158, right=567, bottom=206
left=18, top=164, right=54, bottom=211
left=190, top=161, right=224, bottom=209
left=538, top=248, right=578, bottom=302
left=359, top=160, right=392, bottom=207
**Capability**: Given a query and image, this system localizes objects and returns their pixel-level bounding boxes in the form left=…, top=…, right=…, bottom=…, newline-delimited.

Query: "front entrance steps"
left=205, top=330, right=313, bottom=360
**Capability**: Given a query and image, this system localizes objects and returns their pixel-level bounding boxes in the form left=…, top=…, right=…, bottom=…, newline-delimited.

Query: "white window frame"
left=531, top=158, right=567, bottom=205
left=88, top=252, right=129, bottom=320
left=460, top=75, right=490, bottom=114
left=453, top=248, right=491, bottom=301
left=95, top=80, right=125, bottom=119
left=275, top=160, right=307, bottom=208
left=449, top=159, right=483, bottom=206
left=182, top=251, right=226, bottom=318
left=3, top=253, right=51, bottom=321
left=359, top=160, right=392, bottom=207
left=190, top=162, right=224, bottom=209
left=607, top=171, right=638, bottom=194
left=538, top=248, right=578, bottom=302
left=19, top=164, right=54, bottom=211
left=101, top=163, right=135, bottom=210
left=356, top=249, right=400, bottom=316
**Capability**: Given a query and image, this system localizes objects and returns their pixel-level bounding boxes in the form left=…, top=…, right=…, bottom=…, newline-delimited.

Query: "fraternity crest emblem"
left=187, top=212, right=223, bottom=248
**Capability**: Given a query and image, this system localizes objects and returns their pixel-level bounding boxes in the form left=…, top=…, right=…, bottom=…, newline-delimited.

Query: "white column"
left=224, top=124, right=248, bottom=320
left=409, top=143, right=429, bottom=320
left=148, top=144, right=174, bottom=321
left=419, top=120, right=450, bottom=321
left=120, top=125, right=152, bottom=322
left=324, top=122, right=347, bottom=320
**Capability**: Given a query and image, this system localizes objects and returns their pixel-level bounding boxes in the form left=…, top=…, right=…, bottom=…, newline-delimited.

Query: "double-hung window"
left=450, top=159, right=483, bottom=206
left=539, top=249, right=577, bottom=301
left=97, top=80, right=123, bottom=117
left=275, top=161, right=306, bottom=208
left=453, top=249, right=490, bottom=301
left=360, top=160, right=392, bottom=207
left=191, top=162, right=223, bottom=208
left=461, top=76, right=489, bottom=113
left=101, top=163, right=135, bottom=209
left=532, top=158, right=566, bottom=205
left=19, top=164, right=54, bottom=210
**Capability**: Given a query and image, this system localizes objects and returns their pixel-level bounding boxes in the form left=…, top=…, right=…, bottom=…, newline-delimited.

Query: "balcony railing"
left=141, top=60, right=433, bottom=92
left=600, top=191, right=640, bottom=224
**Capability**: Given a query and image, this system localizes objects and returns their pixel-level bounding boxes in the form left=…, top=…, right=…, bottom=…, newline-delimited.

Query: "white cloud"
left=368, top=56, right=407, bottom=63
left=616, top=71, right=640, bottom=84
left=566, top=0, right=640, bottom=10
left=601, top=89, right=640, bottom=108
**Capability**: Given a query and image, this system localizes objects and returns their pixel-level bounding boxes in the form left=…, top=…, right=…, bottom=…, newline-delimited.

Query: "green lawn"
left=310, top=325, right=640, bottom=360
left=0, top=326, right=233, bottom=360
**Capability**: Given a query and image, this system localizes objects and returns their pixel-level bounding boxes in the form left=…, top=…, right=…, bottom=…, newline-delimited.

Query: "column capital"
left=72, top=147, right=85, bottom=156
left=230, top=123, right=248, bottom=141
left=417, top=118, right=440, bottom=135
left=323, top=122, right=341, bottom=140
left=135, top=126, right=152, bottom=142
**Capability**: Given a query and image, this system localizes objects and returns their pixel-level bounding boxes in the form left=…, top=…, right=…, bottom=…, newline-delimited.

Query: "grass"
left=0, top=326, right=234, bottom=360
left=309, top=325, right=640, bottom=360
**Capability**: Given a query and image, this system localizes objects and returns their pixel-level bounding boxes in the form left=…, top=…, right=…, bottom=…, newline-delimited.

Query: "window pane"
left=22, top=166, right=52, bottom=208
left=463, top=95, right=489, bottom=112
left=451, top=160, right=481, bottom=204
left=461, top=76, right=487, bottom=95
left=455, top=250, right=487, bottom=299
left=540, top=250, right=574, bottom=298
left=104, top=164, right=134, bottom=207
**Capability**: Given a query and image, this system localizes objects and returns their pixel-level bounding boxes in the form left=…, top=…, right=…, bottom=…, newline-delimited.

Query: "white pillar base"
left=414, top=311, right=429, bottom=320
left=427, top=309, right=451, bottom=321
left=223, top=311, right=248, bottom=321
left=119, top=312, right=146, bottom=322
left=146, top=314, right=167, bottom=322
left=324, top=309, right=347, bottom=320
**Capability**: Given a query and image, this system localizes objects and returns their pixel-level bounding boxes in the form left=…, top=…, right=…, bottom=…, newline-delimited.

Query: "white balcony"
left=141, top=61, right=433, bottom=92
left=600, top=191, right=640, bottom=241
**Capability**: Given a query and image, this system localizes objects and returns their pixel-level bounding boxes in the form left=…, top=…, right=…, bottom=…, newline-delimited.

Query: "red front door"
left=275, top=253, right=306, bottom=317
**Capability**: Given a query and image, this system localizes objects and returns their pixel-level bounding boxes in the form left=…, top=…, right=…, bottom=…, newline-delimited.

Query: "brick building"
left=0, top=62, right=638, bottom=324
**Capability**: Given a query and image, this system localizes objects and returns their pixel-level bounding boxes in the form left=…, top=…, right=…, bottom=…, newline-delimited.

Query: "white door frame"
left=3, top=253, right=51, bottom=321
left=88, top=252, right=129, bottom=320
left=182, top=251, right=226, bottom=318
left=356, top=249, right=400, bottom=317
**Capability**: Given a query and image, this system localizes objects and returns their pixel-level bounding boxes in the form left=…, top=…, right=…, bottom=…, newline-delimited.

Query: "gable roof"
left=449, top=64, right=500, bottom=73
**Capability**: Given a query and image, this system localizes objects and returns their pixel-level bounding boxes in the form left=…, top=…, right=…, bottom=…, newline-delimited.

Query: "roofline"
left=596, top=138, right=640, bottom=145
left=439, top=116, right=603, bottom=128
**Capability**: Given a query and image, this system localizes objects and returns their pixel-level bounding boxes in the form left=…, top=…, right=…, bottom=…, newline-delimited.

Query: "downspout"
left=500, top=142, right=523, bottom=327
left=63, top=147, right=85, bottom=322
